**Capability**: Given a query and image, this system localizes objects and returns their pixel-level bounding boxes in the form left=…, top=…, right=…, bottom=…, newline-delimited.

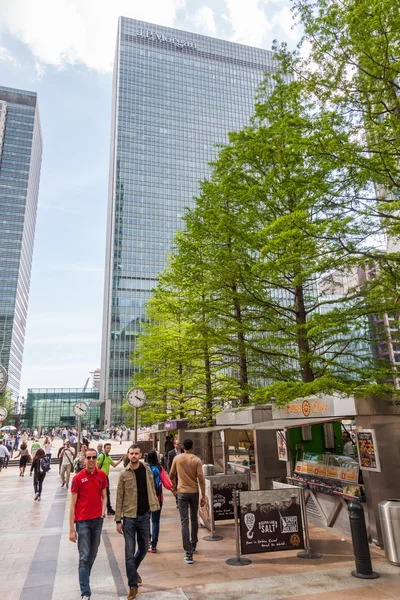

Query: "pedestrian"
left=60, top=440, right=76, bottom=489
left=15, top=442, right=30, bottom=476
left=115, top=444, right=160, bottom=600
left=58, top=443, right=65, bottom=473
left=69, top=448, right=108, bottom=600
left=164, top=434, right=174, bottom=465
left=119, top=430, right=123, bottom=445
left=5, top=438, right=13, bottom=465
left=31, top=438, right=41, bottom=459
left=0, top=440, right=10, bottom=472
left=97, top=443, right=103, bottom=455
left=13, top=432, right=21, bottom=452
left=30, top=448, right=50, bottom=501
left=74, top=444, right=87, bottom=474
left=42, top=435, right=54, bottom=463
left=169, top=438, right=206, bottom=564
left=167, top=437, right=183, bottom=473
left=97, top=442, right=126, bottom=515
left=146, top=449, right=174, bottom=553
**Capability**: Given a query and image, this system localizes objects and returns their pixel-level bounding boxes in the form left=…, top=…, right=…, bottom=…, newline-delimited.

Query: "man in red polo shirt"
left=69, top=448, right=108, bottom=600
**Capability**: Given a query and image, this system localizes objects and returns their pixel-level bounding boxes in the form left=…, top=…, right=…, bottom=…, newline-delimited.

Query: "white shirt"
left=62, top=448, right=75, bottom=467
left=343, top=441, right=355, bottom=457
left=0, top=445, right=10, bottom=458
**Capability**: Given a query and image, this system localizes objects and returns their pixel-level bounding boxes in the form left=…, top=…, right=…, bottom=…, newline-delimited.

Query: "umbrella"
left=0, top=425, right=16, bottom=431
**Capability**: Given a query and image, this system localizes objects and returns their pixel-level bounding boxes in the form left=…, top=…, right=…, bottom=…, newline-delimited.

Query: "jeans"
left=123, top=514, right=149, bottom=588
left=0, top=457, right=4, bottom=472
left=106, top=476, right=113, bottom=511
left=76, top=518, right=103, bottom=597
left=178, top=492, right=199, bottom=555
left=34, top=472, right=46, bottom=496
left=149, top=502, right=163, bottom=548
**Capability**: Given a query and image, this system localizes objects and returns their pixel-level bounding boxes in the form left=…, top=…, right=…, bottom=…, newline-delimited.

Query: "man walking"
left=97, top=442, right=126, bottom=515
left=70, top=448, right=108, bottom=600
left=60, top=440, right=75, bottom=488
left=0, top=440, right=10, bottom=472
left=115, top=444, right=159, bottom=600
left=167, top=437, right=183, bottom=473
left=169, top=438, right=206, bottom=564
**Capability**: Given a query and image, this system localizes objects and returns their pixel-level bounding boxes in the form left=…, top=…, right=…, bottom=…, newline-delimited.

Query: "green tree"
left=0, top=388, right=13, bottom=428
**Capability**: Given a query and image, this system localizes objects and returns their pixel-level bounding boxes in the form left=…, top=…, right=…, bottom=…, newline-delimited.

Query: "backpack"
left=39, top=456, right=51, bottom=474
left=150, top=465, right=162, bottom=499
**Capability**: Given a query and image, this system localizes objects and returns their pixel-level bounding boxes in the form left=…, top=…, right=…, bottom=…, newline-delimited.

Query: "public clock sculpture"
left=126, top=387, right=147, bottom=408
left=0, top=406, right=8, bottom=422
left=0, top=364, right=8, bottom=393
left=73, top=402, right=89, bottom=417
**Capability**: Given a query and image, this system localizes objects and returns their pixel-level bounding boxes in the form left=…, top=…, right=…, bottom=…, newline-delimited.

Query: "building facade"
left=23, top=388, right=100, bottom=429
left=101, top=18, right=278, bottom=424
left=0, top=86, right=42, bottom=398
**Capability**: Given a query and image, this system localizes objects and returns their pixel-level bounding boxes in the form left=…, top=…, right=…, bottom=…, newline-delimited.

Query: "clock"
left=73, top=402, right=89, bottom=417
left=0, top=364, right=8, bottom=393
left=0, top=406, right=8, bottom=422
left=126, top=387, right=147, bottom=408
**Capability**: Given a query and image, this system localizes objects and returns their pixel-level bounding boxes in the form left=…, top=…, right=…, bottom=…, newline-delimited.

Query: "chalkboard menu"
left=356, top=429, right=381, bottom=472
left=239, top=489, right=305, bottom=554
left=211, top=474, right=249, bottom=521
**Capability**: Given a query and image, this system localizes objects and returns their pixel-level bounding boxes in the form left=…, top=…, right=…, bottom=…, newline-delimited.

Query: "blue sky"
left=0, top=0, right=299, bottom=395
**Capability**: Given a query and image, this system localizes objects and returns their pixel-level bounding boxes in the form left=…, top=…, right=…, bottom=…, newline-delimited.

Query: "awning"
left=89, top=400, right=104, bottom=407
left=229, top=416, right=353, bottom=431
left=186, top=425, right=230, bottom=433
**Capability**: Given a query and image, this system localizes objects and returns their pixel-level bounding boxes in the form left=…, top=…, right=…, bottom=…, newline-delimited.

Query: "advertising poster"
left=356, top=429, right=381, bottom=472
left=239, top=489, right=305, bottom=555
left=276, top=430, right=288, bottom=461
left=211, top=474, right=249, bottom=521
left=198, top=478, right=213, bottom=531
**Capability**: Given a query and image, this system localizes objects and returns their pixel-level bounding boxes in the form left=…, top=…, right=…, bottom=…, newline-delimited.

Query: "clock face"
left=0, top=406, right=8, bottom=421
left=73, top=402, right=89, bottom=417
left=0, top=364, right=7, bottom=393
left=127, top=387, right=147, bottom=408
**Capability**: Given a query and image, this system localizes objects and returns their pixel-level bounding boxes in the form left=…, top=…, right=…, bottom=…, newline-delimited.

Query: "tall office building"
left=0, top=87, right=42, bottom=398
left=101, top=18, right=278, bottom=424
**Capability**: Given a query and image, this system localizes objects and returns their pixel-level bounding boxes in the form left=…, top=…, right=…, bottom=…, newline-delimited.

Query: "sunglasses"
left=86, top=456, right=97, bottom=460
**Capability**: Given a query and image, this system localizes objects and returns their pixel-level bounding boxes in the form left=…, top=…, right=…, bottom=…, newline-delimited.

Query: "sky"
left=0, top=0, right=300, bottom=396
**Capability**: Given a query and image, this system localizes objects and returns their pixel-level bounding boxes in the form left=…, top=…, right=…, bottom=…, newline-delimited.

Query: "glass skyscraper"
left=101, top=18, right=278, bottom=424
left=0, top=86, right=42, bottom=398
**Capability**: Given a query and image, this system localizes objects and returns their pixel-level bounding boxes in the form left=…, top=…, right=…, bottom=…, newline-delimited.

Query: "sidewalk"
left=0, top=464, right=398, bottom=600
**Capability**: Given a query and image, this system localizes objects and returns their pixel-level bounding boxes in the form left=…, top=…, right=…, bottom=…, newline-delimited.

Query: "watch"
left=126, top=387, right=147, bottom=408
left=73, top=402, right=89, bottom=417
left=0, top=364, right=8, bottom=393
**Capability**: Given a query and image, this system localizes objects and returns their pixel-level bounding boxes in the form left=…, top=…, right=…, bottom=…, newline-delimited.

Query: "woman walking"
left=14, top=442, right=30, bottom=477
left=147, top=449, right=175, bottom=553
left=73, top=443, right=87, bottom=474
left=30, top=448, right=49, bottom=501
left=42, top=436, right=54, bottom=463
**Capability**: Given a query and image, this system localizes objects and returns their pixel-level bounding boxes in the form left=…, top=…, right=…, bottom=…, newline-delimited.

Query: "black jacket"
left=167, top=448, right=183, bottom=473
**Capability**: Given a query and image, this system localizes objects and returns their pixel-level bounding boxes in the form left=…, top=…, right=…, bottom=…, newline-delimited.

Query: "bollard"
left=348, top=501, right=379, bottom=579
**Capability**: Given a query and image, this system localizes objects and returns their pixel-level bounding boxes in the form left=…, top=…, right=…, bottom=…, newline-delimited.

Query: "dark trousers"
left=34, top=472, right=46, bottom=496
left=123, top=514, right=149, bottom=588
left=76, top=518, right=103, bottom=597
left=149, top=502, right=163, bottom=548
left=178, top=492, right=199, bottom=555
left=106, top=475, right=112, bottom=511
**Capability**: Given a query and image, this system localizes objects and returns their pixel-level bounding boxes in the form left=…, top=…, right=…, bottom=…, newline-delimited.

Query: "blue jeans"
left=76, top=518, right=103, bottom=597
left=123, top=514, right=149, bottom=588
left=149, top=502, right=163, bottom=548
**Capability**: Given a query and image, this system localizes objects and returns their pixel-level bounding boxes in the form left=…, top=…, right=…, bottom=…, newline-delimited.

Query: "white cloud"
left=272, top=6, right=297, bottom=41
left=194, top=6, right=216, bottom=35
left=223, top=0, right=273, bottom=46
left=0, top=45, right=18, bottom=65
left=0, top=0, right=186, bottom=73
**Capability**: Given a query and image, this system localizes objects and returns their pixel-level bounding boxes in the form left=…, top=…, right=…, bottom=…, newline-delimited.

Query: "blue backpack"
left=150, top=465, right=162, bottom=499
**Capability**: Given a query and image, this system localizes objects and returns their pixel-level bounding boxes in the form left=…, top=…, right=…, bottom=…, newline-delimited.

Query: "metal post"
left=133, top=407, right=138, bottom=444
left=297, top=488, right=322, bottom=559
left=77, top=415, right=81, bottom=454
left=226, top=487, right=252, bottom=566
left=348, top=501, right=379, bottom=579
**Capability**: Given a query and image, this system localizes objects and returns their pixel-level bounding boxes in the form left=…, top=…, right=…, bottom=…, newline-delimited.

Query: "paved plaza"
left=0, top=462, right=399, bottom=600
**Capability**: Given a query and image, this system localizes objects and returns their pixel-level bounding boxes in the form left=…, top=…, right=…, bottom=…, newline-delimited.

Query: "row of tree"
left=127, top=0, right=400, bottom=459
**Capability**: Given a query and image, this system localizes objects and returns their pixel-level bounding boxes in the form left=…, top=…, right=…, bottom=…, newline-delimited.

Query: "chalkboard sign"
left=211, top=474, right=249, bottom=521
left=239, top=489, right=305, bottom=554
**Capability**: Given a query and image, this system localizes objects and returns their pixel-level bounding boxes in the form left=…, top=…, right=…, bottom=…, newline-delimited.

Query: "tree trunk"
left=232, top=283, right=250, bottom=404
left=204, top=344, right=214, bottom=464
left=294, top=283, right=315, bottom=382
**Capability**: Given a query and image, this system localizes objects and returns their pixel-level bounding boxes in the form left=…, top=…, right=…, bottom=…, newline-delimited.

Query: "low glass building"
left=23, top=388, right=101, bottom=429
